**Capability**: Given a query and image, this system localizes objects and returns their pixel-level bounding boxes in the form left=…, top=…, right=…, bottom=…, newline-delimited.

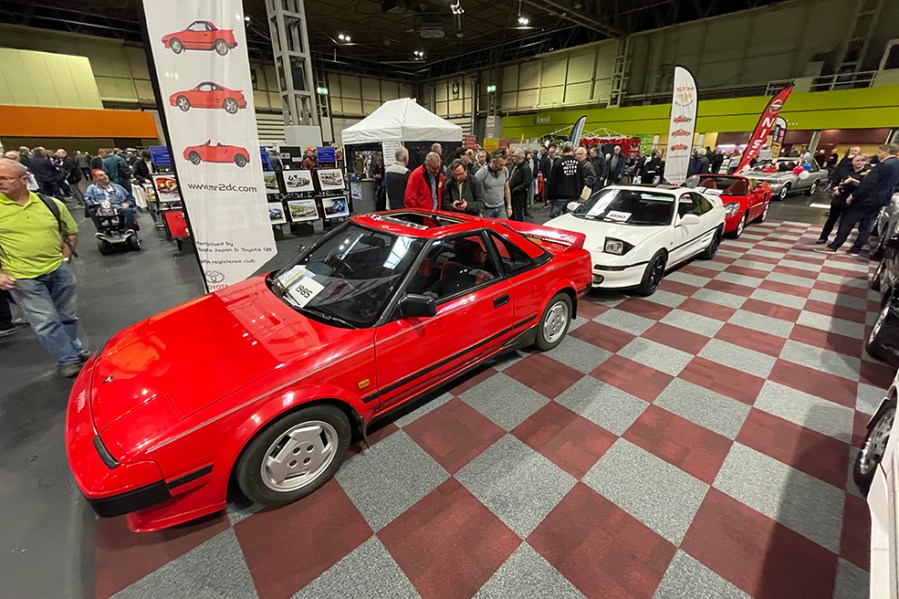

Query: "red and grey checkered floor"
left=95, top=220, right=879, bottom=599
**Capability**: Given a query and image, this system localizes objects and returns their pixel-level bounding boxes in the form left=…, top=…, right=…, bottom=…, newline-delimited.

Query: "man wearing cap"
left=0, top=158, right=87, bottom=377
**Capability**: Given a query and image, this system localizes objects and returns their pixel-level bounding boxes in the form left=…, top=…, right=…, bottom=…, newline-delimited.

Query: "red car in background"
left=65, top=211, right=592, bottom=531
left=183, top=141, right=250, bottom=167
left=162, top=21, right=238, bottom=56
left=685, top=173, right=772, bottom=238
left=169, top=82, right=247, bottom=114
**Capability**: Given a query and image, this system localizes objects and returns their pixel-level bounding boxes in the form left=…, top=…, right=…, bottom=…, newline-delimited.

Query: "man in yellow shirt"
left=0, top=158, right=86, bottom=377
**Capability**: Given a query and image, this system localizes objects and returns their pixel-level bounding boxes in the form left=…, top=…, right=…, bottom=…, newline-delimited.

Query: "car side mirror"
left=566, top=201, right=580, bottom=212
left=678, top=213, right=701, bottom=226
left=400, top=294, right=437, bottom=318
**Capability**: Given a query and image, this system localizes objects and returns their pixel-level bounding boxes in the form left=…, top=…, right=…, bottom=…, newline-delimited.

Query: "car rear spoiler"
left=501, top=220, right=586, bottom=252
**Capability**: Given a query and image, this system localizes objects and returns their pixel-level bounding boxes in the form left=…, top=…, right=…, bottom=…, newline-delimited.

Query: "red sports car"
left=670, top=129, right=691, bottom=137
left=162, top=21, right=238, bottom=56
left=169, top=82, right=247, bottom=114
left=183, top=141, right=250, bottom=167
left=673, top=115, right=692, bottom=123
left=685, top=174, right=772, bottom=238
left=65, top=211, right=593, bottom=532
left=670, top=143, right=688, bottom=151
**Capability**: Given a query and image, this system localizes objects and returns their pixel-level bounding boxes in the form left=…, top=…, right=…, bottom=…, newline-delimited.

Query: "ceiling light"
left=517, top=16, right=529, bottom=25
left=337, top=33, right=351, bottom=42
left=414, top=49, right=426, bottom=58
left=450, top=1, right=464, bottom=15
left=244, top=16, right=251, bottom=23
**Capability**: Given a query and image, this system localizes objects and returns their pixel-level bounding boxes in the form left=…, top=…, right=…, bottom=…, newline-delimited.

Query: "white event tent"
left=341, top=98, right=463, bottom=146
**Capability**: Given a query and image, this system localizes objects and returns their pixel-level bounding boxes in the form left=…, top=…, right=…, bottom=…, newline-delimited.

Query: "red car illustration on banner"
left=670, top=143, right=689, bottom=151
left=670, top=129, right=691, bottom=137
left=673, top=115, right=692, bottom=123
left=169, top=82, right=247, bottom=114
left=183, top=141, right=250, bottom=167
left=162, top=21, right=238, bottom=56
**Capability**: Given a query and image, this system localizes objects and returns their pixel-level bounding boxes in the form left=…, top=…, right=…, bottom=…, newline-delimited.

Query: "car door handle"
left=493, top=294, right=510, bottom=308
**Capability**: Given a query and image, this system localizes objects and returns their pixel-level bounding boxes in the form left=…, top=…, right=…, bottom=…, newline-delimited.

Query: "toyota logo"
left=205, top=270, right=226, bottom=284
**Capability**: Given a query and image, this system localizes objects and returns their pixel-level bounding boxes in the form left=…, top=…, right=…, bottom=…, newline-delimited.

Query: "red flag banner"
left=737, top=86, right=794, bottom=172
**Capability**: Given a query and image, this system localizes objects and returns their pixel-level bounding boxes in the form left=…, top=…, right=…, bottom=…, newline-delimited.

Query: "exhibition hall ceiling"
left=4, top=0, right=789, bottom=78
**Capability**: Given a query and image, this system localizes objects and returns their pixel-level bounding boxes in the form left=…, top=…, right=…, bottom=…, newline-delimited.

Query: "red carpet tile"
left=624, top=405, right=732, bottom=484
left=590, top=355, right=674, bottom=403
left=504, top=352, right=585, bottom=400
left=840, top=493, right=872, bottom=570
left=772, top=264, right=818, bottom=279
left=789, top=324, right=863, bottom=358
left=725, top=264, right=772, bottom=279
left=680, top=263, right=722, bottom=279
left=759, top=279, right=812, bottom=298
left=769, top=360, right=858, bottom=408
left=378, top=479, right=520, bottom=599
left=528, top=483, right=676, bottom=599
left=704, top=278, right=756, bottom=298
left=404, top=398, right=504, bottom=474
left=803, top=299, right=868, bottom=324
left=235, top=479, right=373, bottom=599
left=679, top=355, right=766, bottom=406
left=643, top=322, right=710, bottom=355
left=736, top=408, right=849, bottom=489
left=714, top=322, right=787, bottom=358
left=677, top=296, right=737, bottom=321
left=682, top=489, right=838, bottom=599
left=741, top=252, right=780, bottom=265
left=513, top=402, right=617, bottom=479
left=813, top=279, right=868, bottom=298
left=576, top=298, right=611, bottom=320
left=822, top=264, right=868, bottom=279
left=657, top=279, right=702, bottom=297
left=741, top=298, right=802, bottom=322
left=616, top=297, right=674, bottom=320
left=859, top=359, right=895, bottom=388
left=570, top=320, right=636, bottom=353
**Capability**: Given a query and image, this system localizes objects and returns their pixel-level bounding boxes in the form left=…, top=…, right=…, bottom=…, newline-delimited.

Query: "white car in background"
left=854, top=370, right=898, bottom=599
left=545, top=185, right=726, bottom=296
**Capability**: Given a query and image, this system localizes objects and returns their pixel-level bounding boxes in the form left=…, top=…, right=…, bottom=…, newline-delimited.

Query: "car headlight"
left=603, top=238, right=632, bottom=255
left=724, top=202, right=740, bottom=216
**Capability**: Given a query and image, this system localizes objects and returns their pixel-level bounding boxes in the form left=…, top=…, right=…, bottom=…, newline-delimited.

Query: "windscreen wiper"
left=299, top=306, right=357, bottom=329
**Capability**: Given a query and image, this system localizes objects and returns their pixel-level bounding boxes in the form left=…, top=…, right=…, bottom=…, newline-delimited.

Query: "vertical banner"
left=141, top=1, right=276, bottom=291
left=662, top=66, right=698, bottom=185
left=569, top=116, right=587, bottom=147
left=736, top=86, right=794, bottom=172
left=770, top=116, right=788, bottom=159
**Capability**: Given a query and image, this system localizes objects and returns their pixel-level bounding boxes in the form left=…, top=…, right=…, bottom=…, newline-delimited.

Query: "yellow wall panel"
left=518, top=89, right=539, bottom=108
left=503, top=65, right=519, bottom=90
left=519, top=61, right=542, bottom=89
left=541, top=58, right=567, bottom=87
left=539, top=86, right=564, bottom=106
left=565, top=82, right=592, bottom=104
left=567, top=51, right=595, bottom=83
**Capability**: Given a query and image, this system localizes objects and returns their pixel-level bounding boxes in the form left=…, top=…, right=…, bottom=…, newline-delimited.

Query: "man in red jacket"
left=404, top=152, right=444, bottom=210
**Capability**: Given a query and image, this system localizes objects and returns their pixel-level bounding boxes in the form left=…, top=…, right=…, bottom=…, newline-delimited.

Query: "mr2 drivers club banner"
left=737, top=85, right=794, bottom=172
left=142, top=0, right=276, bottom=290
left=662, top=66, right=697, bottom=186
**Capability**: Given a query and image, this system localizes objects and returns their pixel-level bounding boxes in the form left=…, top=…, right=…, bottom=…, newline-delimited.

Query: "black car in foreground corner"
left=869, top=220, right=899, bottom=365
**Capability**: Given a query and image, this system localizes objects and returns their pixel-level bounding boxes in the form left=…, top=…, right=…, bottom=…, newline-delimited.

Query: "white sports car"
left=545, top=185, right=726, bottom=296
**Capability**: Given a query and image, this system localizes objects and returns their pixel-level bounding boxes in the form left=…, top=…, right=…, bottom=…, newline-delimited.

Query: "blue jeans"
left=9, top=262, right=83, bottom=364
left=550, top=199, right=570, bottom=218
left=482, top=206, right=503, bottom=219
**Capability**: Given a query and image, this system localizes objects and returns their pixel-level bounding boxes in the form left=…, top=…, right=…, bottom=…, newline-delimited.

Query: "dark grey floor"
left=0, top=188, right=831, bottom=598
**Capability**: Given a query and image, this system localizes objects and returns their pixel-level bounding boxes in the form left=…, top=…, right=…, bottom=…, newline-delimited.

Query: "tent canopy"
left=341, top=98, right=462, bottom=145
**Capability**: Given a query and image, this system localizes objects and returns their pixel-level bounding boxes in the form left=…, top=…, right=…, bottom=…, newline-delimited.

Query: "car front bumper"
left=590, top=262, right=648, bottom=289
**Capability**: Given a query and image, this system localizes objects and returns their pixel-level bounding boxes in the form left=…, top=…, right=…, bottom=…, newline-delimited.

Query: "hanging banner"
left=736, top=86, right=794, bottom=172
left=141, top=1, right=276, bottom=291
left=770, top=116, right=788, bottom=159
left=662, top=66, right=697, bottom=185
left=569, top=116, right=587, bottom=147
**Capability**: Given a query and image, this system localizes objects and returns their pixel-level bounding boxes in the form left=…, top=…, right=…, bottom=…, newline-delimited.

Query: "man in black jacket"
left=548, top=143, right=583, bottom=218
left=385, top=147, right=410, bottom=210
left=818, top=144, right=899, bottom=255
left=508, top=149, right=533, bottom=221
left=442, top=159, right=483, bottom=215
left=29, top=147, right=65, bottom=200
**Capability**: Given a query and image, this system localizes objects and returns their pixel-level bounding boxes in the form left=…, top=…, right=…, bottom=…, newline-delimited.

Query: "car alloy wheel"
left=757, top=202, right=769, bottom=223
left=235, top=154, right=248, bottom=167
left=870, top=300, right=890, bottom=347
left=223, top=98, right=238, bottom=114
left=260, top=420, right=338, bottom=493
left=637, top=252, right=666, bottom=296
left=778, top=184, right=789, bottom=200
left=170, top=38, right=183, bottom=54
left=215, top=39, right=229, bottom=55
left=188, top=151, right=201, bottom=165
left=534, top=293, right=572, bottom=350
left=176, top=96, right=190, bottom=111
left=734, top=212, right=747, bottom=238
left=853, top=401, right=895, bottom=494
left=700, top=228, right=722, bottom=260
left=807, top=180, right=818, bottom=196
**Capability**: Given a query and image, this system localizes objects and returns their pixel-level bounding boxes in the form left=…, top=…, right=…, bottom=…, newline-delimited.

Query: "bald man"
left=0, top=158, right=86, bottom=377
left=404, top=152, right=445, bottom=211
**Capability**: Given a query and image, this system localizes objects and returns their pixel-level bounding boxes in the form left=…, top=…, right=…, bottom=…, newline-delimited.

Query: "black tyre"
left=126, top=235, right=141, bottom=251
left=234, top=154, right=248, bottom=167
left=636, top=252, right=666, bottom=297
left=176, top=96, right=190, bottom=111
left=170, top=38, right=183, bottom=54
left=699, top=227, right=723, bottom=260
left=754, top=201, right=769, bottom=223
left=534, top=293, right=572, bottom=351
left=867, top=297, right=895, bottom=363
left=188, top=151, right=201, bottom=165
left=214, top=39, right=230, bottom=55
left=223, top=98, right=239, bottom=114
left=728, top=212, right=748, bottom=239
left=853, top=398, right=895, bottom=495
left=235, top=405, right=351, bottom=506
left=778, top=184, right=790, bottom=201
left=98, top=240, right=113, bottom=255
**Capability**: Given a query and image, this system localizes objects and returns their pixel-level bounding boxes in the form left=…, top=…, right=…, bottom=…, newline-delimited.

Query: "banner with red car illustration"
left=142, top=1, right=276, bottom=290
left=662, top=66, right=697, bottom=185
left=736, top=86, right=794, bottom=173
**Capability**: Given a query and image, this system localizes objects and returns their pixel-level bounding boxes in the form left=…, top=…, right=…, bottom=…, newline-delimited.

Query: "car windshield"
left=685, top=176, right=748, bottom=196
left=571, top=188, right=674, bottom=226
left=270, top=223, right=424, bottom=328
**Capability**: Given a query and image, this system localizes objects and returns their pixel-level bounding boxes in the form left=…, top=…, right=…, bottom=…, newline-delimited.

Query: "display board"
left=142, top=0, right=276, bottom=291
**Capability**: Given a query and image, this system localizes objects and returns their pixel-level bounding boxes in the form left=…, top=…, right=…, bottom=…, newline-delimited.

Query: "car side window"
left=188, top=22, right=203, bottom=31
left=690, top=193, right=713, bottom=214
left=677, top=194, right=696, bottom=217
left=406, top=233, right=501, bottom=301
left=486, top=232, right=534, bottom=275
left=199, top=84, right=213, bottom=91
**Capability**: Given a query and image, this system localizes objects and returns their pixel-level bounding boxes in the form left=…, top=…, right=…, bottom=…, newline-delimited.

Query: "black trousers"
left=829, top=204, right=878, bottom=252
left=0, top=290, right=13, bottom=330
left=818, top=202, right=846, bottom=240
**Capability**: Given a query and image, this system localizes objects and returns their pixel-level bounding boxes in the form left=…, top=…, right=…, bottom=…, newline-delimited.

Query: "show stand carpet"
left=95, top=220, right=878, bottom=599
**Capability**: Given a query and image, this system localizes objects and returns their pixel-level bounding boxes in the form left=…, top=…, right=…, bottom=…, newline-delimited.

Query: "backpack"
left=35, top=193, right=78, bottom=258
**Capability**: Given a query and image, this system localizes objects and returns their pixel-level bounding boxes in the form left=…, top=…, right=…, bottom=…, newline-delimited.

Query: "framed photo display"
left=284, top=170, right=315, bottom=193
left=322, top=196, right=349, bottom=219
left=287, top=199, right=320, bottom=223
left=317, top=168, right=345, bottom=191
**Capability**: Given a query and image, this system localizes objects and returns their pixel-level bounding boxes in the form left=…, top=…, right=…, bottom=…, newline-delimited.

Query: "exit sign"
left=316, top=86, right=329, bottom=95
left=486, top=83, right=496, bottom=93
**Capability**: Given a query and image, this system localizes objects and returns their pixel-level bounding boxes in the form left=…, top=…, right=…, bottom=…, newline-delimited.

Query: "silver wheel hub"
left=871, top=302, right=890, bottom=344
left=543, top=301, right=569, bottom=344
left=858, top=407, right=894, bottom=474
left=261, top=420, right=337, bottom=492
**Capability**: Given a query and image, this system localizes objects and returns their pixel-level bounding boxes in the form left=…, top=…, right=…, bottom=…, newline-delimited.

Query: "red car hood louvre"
left=89, top=278, right=359, bottom=432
